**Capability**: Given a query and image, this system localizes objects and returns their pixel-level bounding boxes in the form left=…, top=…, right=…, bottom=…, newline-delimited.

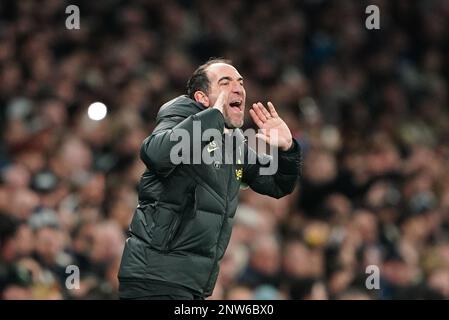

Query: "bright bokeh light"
left=87, top=102, right=107, bottom=121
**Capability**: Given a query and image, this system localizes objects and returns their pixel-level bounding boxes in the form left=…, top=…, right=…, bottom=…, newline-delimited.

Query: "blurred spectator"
left=0, top=212, right=33, bottom=299
left=224, top=285, right=254, bottom=300
left=238, top=235, right=282, bottom=288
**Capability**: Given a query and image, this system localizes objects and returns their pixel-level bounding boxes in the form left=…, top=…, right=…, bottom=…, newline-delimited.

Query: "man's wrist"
left=280, top=140, right=293, bottom=152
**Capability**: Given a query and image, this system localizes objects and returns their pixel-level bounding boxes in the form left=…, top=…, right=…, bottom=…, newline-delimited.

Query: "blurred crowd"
left=1, top=0, right=449, bottom=299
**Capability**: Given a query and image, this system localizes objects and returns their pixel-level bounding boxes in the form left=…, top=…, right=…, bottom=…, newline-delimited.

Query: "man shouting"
left=118, top=58, right=301, bottom=300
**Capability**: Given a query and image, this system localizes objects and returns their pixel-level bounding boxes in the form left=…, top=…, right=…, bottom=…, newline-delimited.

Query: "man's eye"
left=220, top=81, right=230, bottom=86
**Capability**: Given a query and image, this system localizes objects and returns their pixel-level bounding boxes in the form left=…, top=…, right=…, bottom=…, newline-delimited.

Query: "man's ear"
left=193, top=91, right=210, bottom=107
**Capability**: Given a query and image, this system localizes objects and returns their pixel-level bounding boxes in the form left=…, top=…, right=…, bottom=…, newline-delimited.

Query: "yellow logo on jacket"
left=235, top=168, right=243, bottom=181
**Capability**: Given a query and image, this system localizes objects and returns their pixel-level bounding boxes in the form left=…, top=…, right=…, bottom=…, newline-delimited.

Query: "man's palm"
left=249, top=102, right=293, bottom=151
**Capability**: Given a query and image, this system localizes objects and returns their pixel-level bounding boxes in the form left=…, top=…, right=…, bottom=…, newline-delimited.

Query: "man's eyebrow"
left=217, top=76, right=244, bottom=83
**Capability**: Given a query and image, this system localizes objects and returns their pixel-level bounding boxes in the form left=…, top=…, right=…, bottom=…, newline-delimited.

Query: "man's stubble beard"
left=224, top=117, right=244, bottom=129
left=223, top=106, right=244, bottom=129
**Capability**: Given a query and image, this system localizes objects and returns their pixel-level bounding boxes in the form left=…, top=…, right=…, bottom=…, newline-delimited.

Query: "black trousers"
left=119, top=279, right=204, bottom=300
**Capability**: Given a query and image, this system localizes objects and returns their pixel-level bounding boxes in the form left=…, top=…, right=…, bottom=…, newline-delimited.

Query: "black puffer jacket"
left=118, top=95, right=301, bottom=297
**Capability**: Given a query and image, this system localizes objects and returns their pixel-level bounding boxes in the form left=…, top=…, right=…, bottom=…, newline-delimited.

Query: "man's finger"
left=258, top=102, right=272, bottom=120
left=253, top=103, right=268, bottom=122
left=267, top=102, right=278, bottom=118
left=249, top=108, right=264, bottom=128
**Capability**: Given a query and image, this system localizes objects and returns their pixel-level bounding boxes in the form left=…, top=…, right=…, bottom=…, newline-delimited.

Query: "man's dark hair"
left=186, top=58, right=232, bottom=99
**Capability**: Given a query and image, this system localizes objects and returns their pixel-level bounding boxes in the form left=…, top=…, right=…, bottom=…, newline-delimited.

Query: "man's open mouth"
left=229, top=100, right=243, bottom=111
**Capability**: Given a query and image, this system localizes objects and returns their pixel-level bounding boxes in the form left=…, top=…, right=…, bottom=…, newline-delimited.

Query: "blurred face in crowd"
left=35, top=227, right=64, bottom=265
left=328, top=269, right=354, bottom=296
left=338, top=289, right=372, bottom=300
left=304, top=150, right=337, bottom=184
left=306, top=281, right=328, bottom=300
left=352, top=210, right=378, bottom=244
left=201, top=63, right=246, bottom=128
left=0, top=233, right=18, bottom=263
left=226, top=285, right=254, bottom=300
left=250, top=236, right=280, bottom=275
left=283, top=241, right=323, bottom=278
left=427, top=268, right=449, bottom=298
left=14, top=224, right=34, bottom=257
left=382, top=258, right=419, bottom=286
left=2, top=285, right=33, bottom=300
left=90, top=222, right=124, bottom=264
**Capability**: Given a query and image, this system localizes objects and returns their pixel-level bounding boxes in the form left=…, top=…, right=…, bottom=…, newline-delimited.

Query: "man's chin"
left=225, top=119, right=244, bottom=129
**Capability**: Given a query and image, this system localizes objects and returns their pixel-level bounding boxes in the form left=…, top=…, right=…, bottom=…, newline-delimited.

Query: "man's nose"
left=231, top=81, right=243, bottom=95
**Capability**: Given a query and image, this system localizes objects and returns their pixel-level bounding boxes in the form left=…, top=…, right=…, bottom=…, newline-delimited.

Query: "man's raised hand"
left=212, top=90, right=229, bottom=114
left=249, top=102, right=293, bottom=151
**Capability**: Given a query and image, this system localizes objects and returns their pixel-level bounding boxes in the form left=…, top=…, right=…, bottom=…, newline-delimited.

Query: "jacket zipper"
left=203, top=165, right=232, bottom=292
